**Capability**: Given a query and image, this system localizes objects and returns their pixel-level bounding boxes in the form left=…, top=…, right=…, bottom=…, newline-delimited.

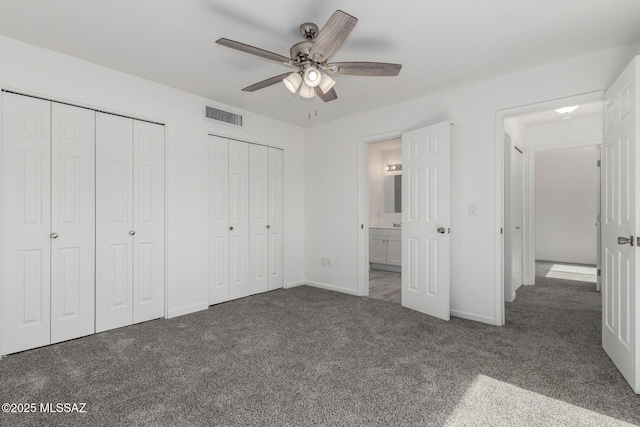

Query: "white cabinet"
left=209, top=136, right=283, bottom=305
left=1, top=93, right=95, bottom=354
left=95, top=112, right=165, bottom=333
left=369, top=228, right=402, bottom=272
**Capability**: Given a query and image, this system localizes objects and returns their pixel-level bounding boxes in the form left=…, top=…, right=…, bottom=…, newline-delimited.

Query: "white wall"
left=369, top=139, right=401, bottom=227
left=535, top=146, right=599, bottom=265
left=304, top=42, right=640, bottom=325
left=0, top=35, right=306, bottom=320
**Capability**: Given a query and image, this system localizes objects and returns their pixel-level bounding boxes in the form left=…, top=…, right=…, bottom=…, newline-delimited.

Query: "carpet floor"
left=0, top=276, right=638, bottom=426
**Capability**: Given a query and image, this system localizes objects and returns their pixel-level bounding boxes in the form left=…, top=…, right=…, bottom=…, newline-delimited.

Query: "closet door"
left=50, top=103, right=95, bottom=343
left=132, top=121, right=165, bottom=323
left=268, top=148, right=284, bottom=290
left=1, top=93, right=51, bottom=354
left=228, top=140, right=249, bottom=300
left=249, top=144, right=269, bottom=295
left=96, top=113, right=134, bottom=332
left=209, top=136, right=230, bottom=304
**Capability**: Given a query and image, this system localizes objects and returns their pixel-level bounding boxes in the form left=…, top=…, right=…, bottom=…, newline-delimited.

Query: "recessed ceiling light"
left=554, top=106, right=579, bottom=115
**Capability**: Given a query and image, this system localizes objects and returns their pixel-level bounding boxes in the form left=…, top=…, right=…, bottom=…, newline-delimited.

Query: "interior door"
left=511, top=147, right=524, bottom=295
left=1, top=92, right=51, bottom=354
left=209, top=136, right=230, bottom=304
left=228, top=140, right=249, bottom=300
left=401, top=121, right=451, bottom=320
left=602, top=56, right=639, bottom=393
left=267, top=148, right=284, bottom=291
left=132, top=120, right=165, bottom=323
left=96, top=113, right=134, bottom=333
left=50, top=102, right=95, bottom=344
left=249, top=144, right=269, bottom=295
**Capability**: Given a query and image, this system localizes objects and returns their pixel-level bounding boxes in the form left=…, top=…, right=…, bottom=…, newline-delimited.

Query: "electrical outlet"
left=468, top=202, right=478, bottom=216
left=326, top=258, right=332, bottom=267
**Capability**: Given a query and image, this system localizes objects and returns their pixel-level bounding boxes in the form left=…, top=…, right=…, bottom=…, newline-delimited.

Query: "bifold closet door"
left=96, top=113, right=134, bottom=332
left=1, top=94, right=95, bottom=354
left=249, top=144, right=269, bottom=295
left=132, top=120, right=165, bottom=324
left=208, top=136, right=249, bottom=304
left=1, top=93, right=52, bottom=354
left=50, top=102, right=96, bottom=344
left=249, top=145, right=284, bottom=294
left=96, top=113, right=165, bottom=332
left=267, top=148, right=283, bottom=290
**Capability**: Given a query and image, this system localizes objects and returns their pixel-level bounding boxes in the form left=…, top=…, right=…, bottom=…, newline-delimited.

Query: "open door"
left=602, top=56, right=639, bottom=393
left=401, top=121, right=451, bottom=320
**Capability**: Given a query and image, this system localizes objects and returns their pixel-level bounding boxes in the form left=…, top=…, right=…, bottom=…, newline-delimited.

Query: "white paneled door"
left=1, top=93, right=52, bottom=354
left=209, top=136, right=230, bottom=304
left=132, top=120, right=165, bottom=324
left=2, top=93, right=96, bottom=354
left=267, top=148, right=284, bottom=291
left=50, top=102, right=96, bottom=344
left=249, top=144, right=270, bottom=295
left=228, top=140, right=250, bottom=300
left=209, top=136, right=283, bottom=305
left=401, top=121, right=451, bottom=321
left=511, top=147, right=523, bottom=294
left=602, top=56, right=640, bottom=393
left=96, top=112, right=165, bottom=333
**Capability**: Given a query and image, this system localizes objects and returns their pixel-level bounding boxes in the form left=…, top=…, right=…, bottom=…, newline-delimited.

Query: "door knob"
left=129, top=230, right=136, bottom=236
left=50, top=232, right=58, bottom=239
left=266, top=225, right=270, bottom=229
left=229, top=226, right=234, bottom=231
left=437, top=227, right=446, bottom=234
left=618, top=235, right=634, bottom=246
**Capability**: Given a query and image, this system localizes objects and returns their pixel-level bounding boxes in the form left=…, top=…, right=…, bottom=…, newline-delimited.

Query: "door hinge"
left=597, top=160, right=601, bottom=167
left=637, top=237, right=640, bottom=247
left=500, top=228, right=503, bottom=234
left=597, top=269, right=601, bottom=276
left=361, top=224, right=364, bottom=229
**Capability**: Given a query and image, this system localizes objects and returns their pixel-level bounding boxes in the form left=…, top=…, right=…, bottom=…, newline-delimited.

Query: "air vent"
left=205, top=106, right=243, bottom=127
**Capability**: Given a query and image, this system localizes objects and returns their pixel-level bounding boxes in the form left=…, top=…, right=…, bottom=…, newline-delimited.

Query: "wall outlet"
left=326, top=258, right=332, bottom=267
left=320, top=257, right=332, bottom=267
left=468, top=202, right=478, bottom=216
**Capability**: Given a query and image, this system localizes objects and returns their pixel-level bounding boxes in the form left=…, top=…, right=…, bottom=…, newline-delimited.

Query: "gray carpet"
left=0, top=277, right=639, bottom=426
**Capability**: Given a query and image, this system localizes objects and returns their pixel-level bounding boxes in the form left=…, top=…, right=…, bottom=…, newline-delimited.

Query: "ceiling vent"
left=204, top=105, right=243, bottom=127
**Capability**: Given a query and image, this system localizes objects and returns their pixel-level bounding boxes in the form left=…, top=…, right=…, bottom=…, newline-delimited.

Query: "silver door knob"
left=266, top=225, right=270, bottom=229
left=618, top=235, right=634, bottom=246
left=437, top=227, right=446, bottom=234
left=229, top=226, right=234, bottom=231
left=129, top=230, right=136, bottom=236
left=50, top=232, right=58, bottom=239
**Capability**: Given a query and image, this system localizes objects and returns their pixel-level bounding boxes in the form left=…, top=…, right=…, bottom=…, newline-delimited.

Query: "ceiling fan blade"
left=242, top=73, right=293, bottom=92
left=317, top=87, right=338, bottom=102
left=325, top=62, right=402, bottom=76
left=216, top=38, right=297, bottom=68
left=309, top=10, right=358, bottom=63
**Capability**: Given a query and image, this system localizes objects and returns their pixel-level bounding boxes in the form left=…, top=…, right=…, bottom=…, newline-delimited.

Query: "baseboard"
left=304, top=281, right=360, bottom=296
left=167, top=302, right=209, bottom=319
left=450, top=309, right=496, bottom=326
left=284, top=281, right=306, bottom=289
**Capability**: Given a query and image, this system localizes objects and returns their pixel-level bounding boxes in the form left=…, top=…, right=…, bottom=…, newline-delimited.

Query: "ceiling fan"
left=216, top=10, right=402, bottom=102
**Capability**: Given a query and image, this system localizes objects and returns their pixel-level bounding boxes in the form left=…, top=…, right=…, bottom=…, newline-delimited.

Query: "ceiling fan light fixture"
left=283, top=73, right=302, bottom=93
left=303, top=66, right=322, bottom=88
left=318, top=74, right=336, bottom=94
left=299, top=82, right=315, bottom=98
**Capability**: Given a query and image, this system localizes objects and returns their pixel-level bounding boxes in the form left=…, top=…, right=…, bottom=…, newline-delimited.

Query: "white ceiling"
left=1, top=1, right=639, bottom=127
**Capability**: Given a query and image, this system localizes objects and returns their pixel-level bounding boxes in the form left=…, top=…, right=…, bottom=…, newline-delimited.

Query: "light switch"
left=468, top=202, right=478, bottom=216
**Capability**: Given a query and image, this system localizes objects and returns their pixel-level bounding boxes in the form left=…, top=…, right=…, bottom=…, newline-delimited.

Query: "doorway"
left=503, top=101, right=603, bottom=318
left=366, top=138, right=402, bottom=304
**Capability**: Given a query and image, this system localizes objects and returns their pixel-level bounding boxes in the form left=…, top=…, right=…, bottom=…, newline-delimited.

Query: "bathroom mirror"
left=384, top=175, right=402, bottom=213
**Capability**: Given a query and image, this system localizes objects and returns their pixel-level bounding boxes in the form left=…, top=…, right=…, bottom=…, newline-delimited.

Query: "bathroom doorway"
left=366, top=138, right=402, bottom=304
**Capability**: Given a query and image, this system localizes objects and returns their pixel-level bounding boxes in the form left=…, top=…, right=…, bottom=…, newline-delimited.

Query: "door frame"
left=504, top=138, right=525, bottom=303
left=495, top=90, right=604, bottom=325
left=357, top=130, right=403, bottom=297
